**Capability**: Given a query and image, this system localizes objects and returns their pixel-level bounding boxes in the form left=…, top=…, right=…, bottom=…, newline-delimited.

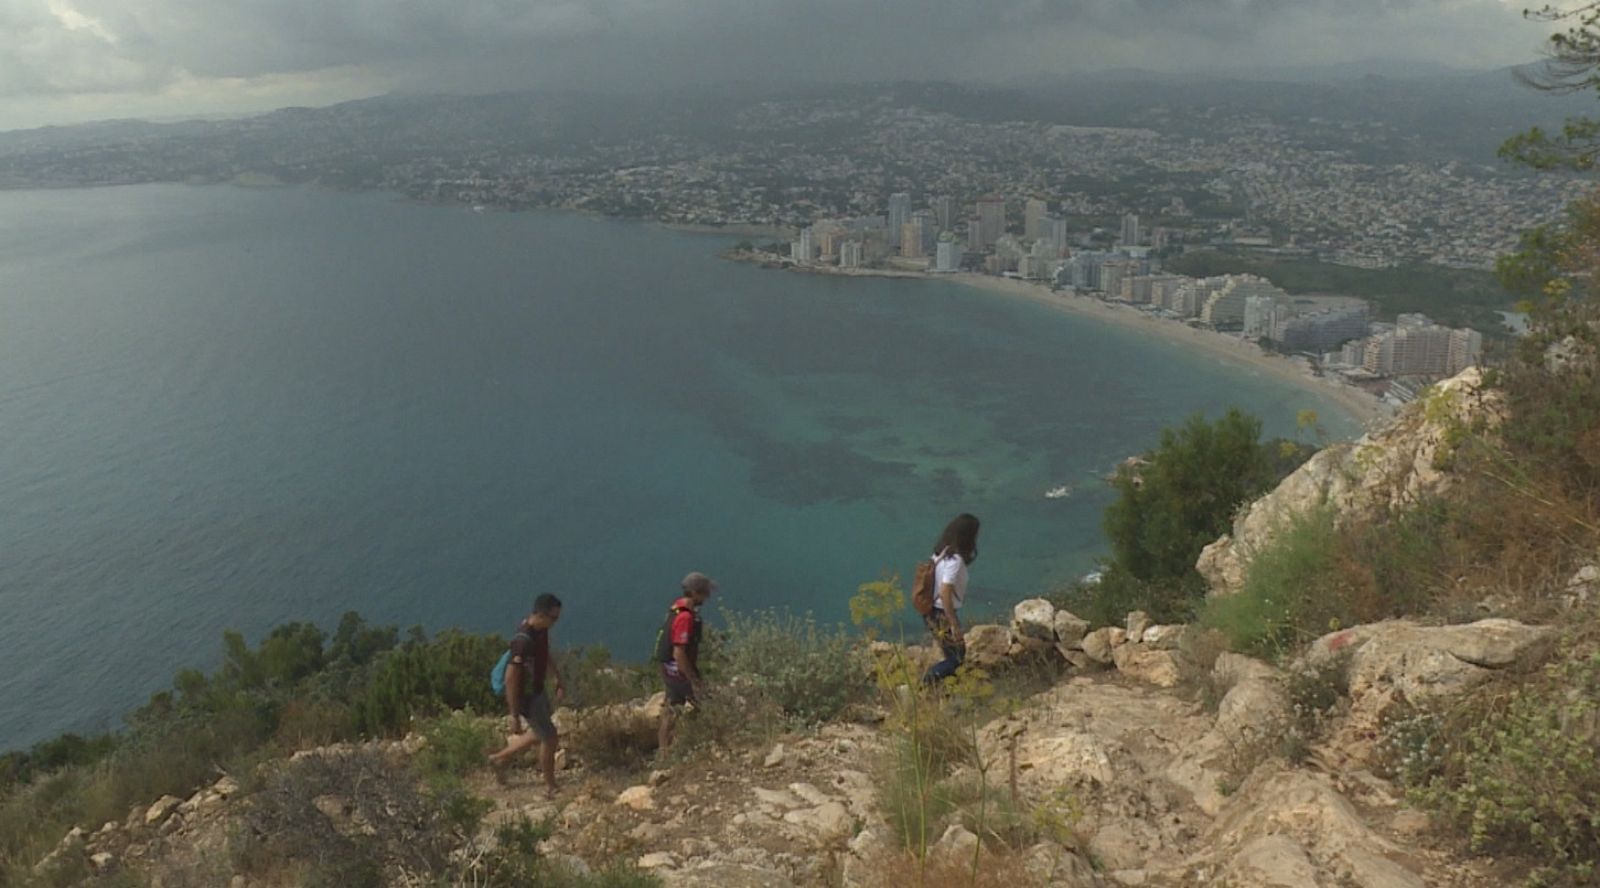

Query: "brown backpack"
left=911, top=549, right=949, bottom=616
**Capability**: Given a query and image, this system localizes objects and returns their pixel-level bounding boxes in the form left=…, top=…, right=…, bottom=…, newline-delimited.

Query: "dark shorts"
left=661, top=665, right=696, bottom=706
left=518, top=691, right=557, bottom=741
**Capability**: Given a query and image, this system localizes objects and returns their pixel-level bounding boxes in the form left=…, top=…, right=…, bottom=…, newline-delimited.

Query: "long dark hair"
left=932, top=513, right=980, bottom=565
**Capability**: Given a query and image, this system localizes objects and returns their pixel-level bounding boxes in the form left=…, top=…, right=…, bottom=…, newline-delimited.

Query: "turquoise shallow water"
left=0, top=184, right=1359, bottom=749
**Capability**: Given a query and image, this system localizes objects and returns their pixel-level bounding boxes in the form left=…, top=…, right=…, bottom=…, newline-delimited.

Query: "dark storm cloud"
left=0, top=0, right=1546, bottom=105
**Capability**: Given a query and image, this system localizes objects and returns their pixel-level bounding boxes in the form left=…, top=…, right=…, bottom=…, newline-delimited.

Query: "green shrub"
left=415, top=712, right=498, bottom=783
left=1200, top=506, right=1344, bottom=659
left=557, top=646, right=655, bottom=709
left=350, top=629, right=505, bottom=735
left=1415, top=651, right=1600, bottom=885
left=717, top=610, right=871, bottom=726
left=1278, top=654, right=1350, bottom=764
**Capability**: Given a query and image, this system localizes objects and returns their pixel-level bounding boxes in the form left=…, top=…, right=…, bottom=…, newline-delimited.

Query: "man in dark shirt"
left=488, top=594, right=566, bottom=797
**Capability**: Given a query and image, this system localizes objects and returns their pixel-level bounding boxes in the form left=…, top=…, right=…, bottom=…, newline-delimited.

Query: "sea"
left=0, top=184, right=1362, bottom=750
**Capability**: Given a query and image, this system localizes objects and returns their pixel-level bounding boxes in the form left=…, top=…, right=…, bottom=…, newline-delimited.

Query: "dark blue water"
left=0, top=184, right=1358, bottom=749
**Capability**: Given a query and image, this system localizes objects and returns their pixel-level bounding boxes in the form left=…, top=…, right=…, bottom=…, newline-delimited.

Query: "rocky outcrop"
left=1304, top=618, right=1554, bottom=768
left=1199, top=367, right=1500, bottom=597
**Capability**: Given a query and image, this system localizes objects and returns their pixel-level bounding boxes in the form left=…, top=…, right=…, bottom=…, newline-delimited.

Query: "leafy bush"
left=1414, top=651, right=1600, bottom=885
left=1200, top=506, right=1345, bottom=659
left=716, top=610, right=871, bottom=726
left=350, top=629, right=505, bottom=735
left=1097, top=409, right=1310, bottom=622
left=415, top=712, right=498, bottom=784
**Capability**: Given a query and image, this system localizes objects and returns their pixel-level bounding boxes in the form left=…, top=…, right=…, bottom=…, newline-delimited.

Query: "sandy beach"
left=950, top=272, right=1392, bottom=428
left=723, top=252, right=1392, bottom=429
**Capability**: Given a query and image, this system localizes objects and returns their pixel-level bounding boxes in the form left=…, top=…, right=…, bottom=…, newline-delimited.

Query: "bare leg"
left=540, top=732, right=560, bottom=797
left=657, top=707, right=674, bottom=753
left=488, top=729, right=541, bottom=768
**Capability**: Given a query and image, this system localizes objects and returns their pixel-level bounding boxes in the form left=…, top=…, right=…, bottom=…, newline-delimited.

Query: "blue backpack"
left=489, top=632, right=533, bottom=696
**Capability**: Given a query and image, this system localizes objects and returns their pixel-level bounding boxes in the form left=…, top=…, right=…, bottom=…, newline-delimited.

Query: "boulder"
left=1309, top=618, right=1554, bottom=707
left=1125, top=611, right=1152, bottom=643
left=963, top=624, right=1011, bottom=668
left=1081, top=628, right=1124, bottom=664
left=1140, top=624, right=1186, bottom=651
left=1057, top=647, right=1097, bottom=671
left=1111, top=647, right=1183, bottom=688
left=763, top=744, right=785, bottom=768
left=932, top=824, right=979, bottom=861
left=145, top=795, right=182, bottom=827
left=783, top=801, right=854, bottom=844
left=639, top=852, right=680, bottom=869
left=616, top=785, right=655, bottom=811
left=1054, top=609, right=1090, bottom=648
left=1012, top=599, right=1059, bottom=641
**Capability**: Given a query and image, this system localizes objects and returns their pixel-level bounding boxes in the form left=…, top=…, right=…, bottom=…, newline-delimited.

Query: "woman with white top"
left=921, top=512, right=980, bottom=685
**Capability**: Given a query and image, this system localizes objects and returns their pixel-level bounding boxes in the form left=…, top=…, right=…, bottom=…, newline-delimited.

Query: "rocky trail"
left=456, top=603, right=1552, bottom=887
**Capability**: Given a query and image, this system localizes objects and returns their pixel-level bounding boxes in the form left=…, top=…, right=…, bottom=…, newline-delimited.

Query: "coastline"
left=724, top=252, right=1392, bottom=430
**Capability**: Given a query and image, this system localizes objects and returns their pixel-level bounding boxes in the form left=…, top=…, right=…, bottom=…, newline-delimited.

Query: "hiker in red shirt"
left=488, top=594, right=566, bottom=797
left=655, top=571, right=716, bottom=752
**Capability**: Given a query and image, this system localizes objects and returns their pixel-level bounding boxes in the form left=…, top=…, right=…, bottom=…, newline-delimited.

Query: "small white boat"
left=1045, top=485, right=1073, bottom=499
left=471, top=205, right=488, bottom=213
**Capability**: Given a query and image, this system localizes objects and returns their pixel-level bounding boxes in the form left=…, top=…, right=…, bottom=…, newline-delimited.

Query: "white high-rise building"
left=1120, top=213, right=1141, bottom=248
left=887, top=193, right=912, bottom=248
left=935, top=238, right=962, bottom=273
left=839, top=240, right=863, bottom=268
left=976, top=196, right=1006, bottom=249
left=1024, top=198, right=1049, bottom=241
left=1200, top=276, right=1285, bottom=329
left=933, top=195, right=959, bottom=232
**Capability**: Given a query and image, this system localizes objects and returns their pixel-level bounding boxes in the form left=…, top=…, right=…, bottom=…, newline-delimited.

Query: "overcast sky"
left=0, top=0, right=1563, bottom=131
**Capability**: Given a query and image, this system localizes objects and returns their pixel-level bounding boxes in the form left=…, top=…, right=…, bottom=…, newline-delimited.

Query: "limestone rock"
left=1125, top=611, right=1151, bottom=643
left=763, top=744, right=785, bottom=768
left=616, top=785, right=656, bottom=811
left=933, top=824, right=979, bottom=860
left=1081, top=627, right=1123, bottom=664
left=1004, top=730, right=1116, bottom=788
left=663, top=863, right=797, bottom=888
left=1310, top=618, right=1554, bottom=707
left=1023, top=842, right=1103, bottom=887
left=1111, top=646, right=1183, bottom=688
left=1140, top=624, right=1186, bottom=651
left=782, top=801, right=853, bottom=843
left=1206, top=771, right=1426, bottom=888
left=1057, top=646, right=1097, bottom=671
left=1221, top=835, right=1319, bottom=887
left=1012, top=598, right=1058, bottom=641
left=963, top=624, right=1010, bottom=668
left=1199, top=367, right=1495, bottom=597
left=145, top=795, right=182, bottom=827
left=1054, top=609, right=1091, bottom=648
left=89, top=851, right=116, bottom=871
left=638, top=851, right=680, bottom=869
